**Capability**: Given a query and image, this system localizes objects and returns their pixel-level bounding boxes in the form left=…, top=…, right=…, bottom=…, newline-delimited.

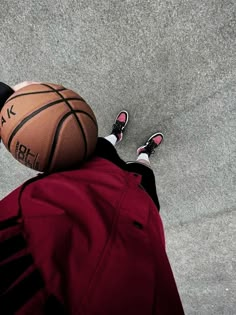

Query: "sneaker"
left=137, top=132, right=164, bottom=157
left=111, top=110, right=129, bottom=142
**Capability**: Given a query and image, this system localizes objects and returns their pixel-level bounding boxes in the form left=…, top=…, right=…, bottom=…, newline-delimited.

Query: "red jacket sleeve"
left=0, top=82, right=15, bottom=111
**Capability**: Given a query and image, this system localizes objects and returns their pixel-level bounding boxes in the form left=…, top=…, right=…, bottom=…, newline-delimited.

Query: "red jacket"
left=0, top=157, right=184, bottom=314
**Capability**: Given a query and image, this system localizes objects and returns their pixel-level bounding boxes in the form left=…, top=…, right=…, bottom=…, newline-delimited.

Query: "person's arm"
left=0, top=81, right=41, bottom=141
left=0, top=82, right=15, bottom=111
left=0, top=82, right=15, bottom=141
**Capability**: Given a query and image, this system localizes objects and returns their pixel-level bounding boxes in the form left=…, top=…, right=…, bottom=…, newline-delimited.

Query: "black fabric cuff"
left=0, top=82, right=15, bottom=111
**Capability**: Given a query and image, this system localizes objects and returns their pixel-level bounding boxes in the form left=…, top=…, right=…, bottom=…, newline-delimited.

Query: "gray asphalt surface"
left=0, top=0, right=235, bottom=313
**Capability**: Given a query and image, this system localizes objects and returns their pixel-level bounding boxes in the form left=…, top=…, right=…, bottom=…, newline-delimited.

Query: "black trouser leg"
left=92, top=138, right=160, bottom=211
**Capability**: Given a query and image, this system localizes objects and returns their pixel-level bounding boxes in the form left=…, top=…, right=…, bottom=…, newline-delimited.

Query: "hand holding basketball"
left=13, top=81, right=42, bottom=92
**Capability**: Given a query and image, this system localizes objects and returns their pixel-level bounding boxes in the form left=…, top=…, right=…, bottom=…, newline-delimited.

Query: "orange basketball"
left=0, top=83, right=98, bottom=172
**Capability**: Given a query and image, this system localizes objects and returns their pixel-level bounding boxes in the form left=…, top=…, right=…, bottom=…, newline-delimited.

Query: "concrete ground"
left=0, top=0, right=235, bottom=313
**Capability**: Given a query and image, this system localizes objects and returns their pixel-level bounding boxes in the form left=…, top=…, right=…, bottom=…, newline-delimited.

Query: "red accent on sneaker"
left=117, top=113, right=126, bottom=123
left=153, top=135, right=163, bottom=145
left=117, top=133, right=123, bottom=141
left=137, top=146, right=146, bottom=155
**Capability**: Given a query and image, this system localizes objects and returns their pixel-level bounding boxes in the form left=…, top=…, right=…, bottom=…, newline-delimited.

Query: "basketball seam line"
left=46, top=111, right=89, bottom=171
left=5, top=88, right=68, bottom=104
left=41, top=84, right=88, bottom=168
left=46, top=110, right=95, bottom=171
left=7, top=97, right=85, bottom=150
left=45, top=111, right=75, bottom=171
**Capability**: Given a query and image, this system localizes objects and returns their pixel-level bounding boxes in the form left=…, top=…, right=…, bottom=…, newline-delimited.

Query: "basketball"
left=0, top=83, right=98, bottom=172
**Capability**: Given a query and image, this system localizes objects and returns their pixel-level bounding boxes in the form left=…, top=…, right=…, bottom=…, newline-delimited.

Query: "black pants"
left=94, top=138, right=160, bottom=211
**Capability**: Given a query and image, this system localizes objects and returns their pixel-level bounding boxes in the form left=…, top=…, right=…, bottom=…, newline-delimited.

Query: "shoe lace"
left=146, top=141, right=157, bottom=154
left=113, top=121, right=123, bottom=133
